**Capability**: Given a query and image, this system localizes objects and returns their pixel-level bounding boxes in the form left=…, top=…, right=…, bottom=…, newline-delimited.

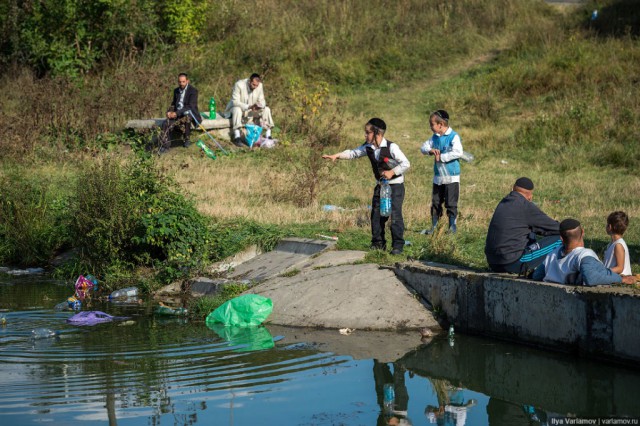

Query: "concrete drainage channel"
left=159, top=237, right=640, bottom=366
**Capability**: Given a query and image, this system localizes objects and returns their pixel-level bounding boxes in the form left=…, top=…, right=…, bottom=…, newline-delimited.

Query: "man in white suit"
left=224, top=73, right=275, bottom=146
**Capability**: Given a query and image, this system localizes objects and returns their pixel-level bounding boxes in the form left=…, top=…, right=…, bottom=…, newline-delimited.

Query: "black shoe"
left=233, top=137, right=244, bottom=147
left=183, top=140, right=191, bottom=148
left=390, top=248, right=403, bottom=255
left=370, top=244, right=386, bottom=251
left=158, top=147, right=168, bottom=155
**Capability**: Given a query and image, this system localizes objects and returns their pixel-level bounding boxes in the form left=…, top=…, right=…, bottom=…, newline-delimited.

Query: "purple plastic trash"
left=66, top=311, right=130, bottom=326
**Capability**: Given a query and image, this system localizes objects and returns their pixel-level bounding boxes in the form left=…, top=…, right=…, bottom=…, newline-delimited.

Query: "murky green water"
left=1, top=276, right=639, bottom=425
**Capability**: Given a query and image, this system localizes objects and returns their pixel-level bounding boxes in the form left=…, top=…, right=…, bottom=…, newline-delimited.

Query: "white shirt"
left=542, top=246, right=600, bottom=284
left=420, top=127, right=463, bottom=185
left=177, top=84, right=188, bottom=110
left=604, top=238, right=632, bottom=275
left=338, top=138, right=410, bottom=184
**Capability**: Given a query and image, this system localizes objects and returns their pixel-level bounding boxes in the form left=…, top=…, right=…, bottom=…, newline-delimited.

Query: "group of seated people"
left=484, top=177, right=635, bottom=285
left=159, top=72, right=273, bottom=152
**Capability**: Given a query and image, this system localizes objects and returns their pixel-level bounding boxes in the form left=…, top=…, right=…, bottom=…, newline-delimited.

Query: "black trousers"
left=431, top=182, right=459, bottom=221
left=489, top=235, right=562, bottom=275
left=371, top=182, right=405, bottom=250
left=160, top=116, right=192, bottom=149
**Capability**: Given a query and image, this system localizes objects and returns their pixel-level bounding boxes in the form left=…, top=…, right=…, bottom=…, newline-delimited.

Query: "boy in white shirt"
left=604, top=211, right=632, bottom=276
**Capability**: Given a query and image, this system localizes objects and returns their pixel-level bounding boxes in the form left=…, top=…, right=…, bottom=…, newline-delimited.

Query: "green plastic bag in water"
left=207, top=323, right=275, bottom=352
left=206, top=294, right=273, bottom=327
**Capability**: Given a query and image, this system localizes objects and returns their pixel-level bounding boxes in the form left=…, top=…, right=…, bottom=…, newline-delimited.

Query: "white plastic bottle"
left=109, top=287, right=139, bottom=300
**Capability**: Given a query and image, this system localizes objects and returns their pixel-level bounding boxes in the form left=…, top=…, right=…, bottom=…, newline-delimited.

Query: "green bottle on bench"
left=209, top=97, right=216, bottom=119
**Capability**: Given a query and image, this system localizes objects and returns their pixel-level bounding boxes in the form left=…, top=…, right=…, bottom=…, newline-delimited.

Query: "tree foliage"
left=0, top=0, right=208, bottom=77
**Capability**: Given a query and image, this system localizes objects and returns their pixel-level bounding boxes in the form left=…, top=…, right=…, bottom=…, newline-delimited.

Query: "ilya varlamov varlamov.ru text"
left=550, top=418, right=639, bottom=425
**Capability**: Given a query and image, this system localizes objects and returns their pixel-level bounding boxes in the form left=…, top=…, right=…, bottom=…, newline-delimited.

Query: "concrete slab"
left=246, top=263, right=441, bottom=331
left=125, top=116, right=231, bottom=130
left=228, top=237, right=335, bottom=281
left=297, top=250, right=367, bottom=270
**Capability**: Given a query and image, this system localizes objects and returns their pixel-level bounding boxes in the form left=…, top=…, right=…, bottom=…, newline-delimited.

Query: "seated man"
left=160, top=72, right=201, bottom=152
left=485, top=177, right=561, bottom=275
left=533, top=218, right=635, bottom=285
left=224, top=73, right=275, bottom=146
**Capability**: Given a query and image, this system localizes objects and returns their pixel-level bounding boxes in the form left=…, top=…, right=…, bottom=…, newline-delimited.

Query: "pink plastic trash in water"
left=66, top=311, right=129, bottom=326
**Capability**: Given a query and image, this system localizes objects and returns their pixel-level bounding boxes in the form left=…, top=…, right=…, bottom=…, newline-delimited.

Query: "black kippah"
left=560, top=218, right=581, bottom=232
left=367, top=118, right=386, bottom=131
left=514, top=177, right=534, bottom=190
left=435, top=109, right=449, bottom=121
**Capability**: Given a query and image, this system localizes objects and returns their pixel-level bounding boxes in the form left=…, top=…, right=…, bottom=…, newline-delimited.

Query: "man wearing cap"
left=485, top=177, right=561, bottom=274
left=322, top=118, right=410, bottom=255
left=532, top=219, right=635, bottom=285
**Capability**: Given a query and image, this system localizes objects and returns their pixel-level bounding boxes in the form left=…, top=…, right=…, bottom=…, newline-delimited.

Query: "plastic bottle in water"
left=448, top=324, right=455, bottom=337
left=109, top=287, right=139, bottom=300
left=383, top=383, right=395, bottom=413
left=380, top=179, right=392, bottom=217
left=31, top=328, right=56, bottom=340
left=209, top=97, right=216, bottom=119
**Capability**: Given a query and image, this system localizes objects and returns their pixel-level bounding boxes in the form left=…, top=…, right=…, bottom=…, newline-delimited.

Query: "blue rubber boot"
left=448, top=216, right=457, bottom=234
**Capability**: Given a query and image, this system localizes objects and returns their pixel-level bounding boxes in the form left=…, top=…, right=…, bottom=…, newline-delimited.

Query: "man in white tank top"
left=532, top=219, right=635, bottom=286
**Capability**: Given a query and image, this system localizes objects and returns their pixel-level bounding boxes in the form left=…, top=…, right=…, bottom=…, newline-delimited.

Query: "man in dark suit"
left=159, top=72, right=201, bottom=152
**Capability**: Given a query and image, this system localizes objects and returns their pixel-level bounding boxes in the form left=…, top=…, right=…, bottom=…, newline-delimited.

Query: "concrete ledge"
left=395, top=260, right=640, bottom=365
left=125, top=116, right=231, bottom=130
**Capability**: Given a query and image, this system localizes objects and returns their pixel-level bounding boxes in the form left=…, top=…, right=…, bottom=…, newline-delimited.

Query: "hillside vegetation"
left=1, top=0, right=639, bottom=288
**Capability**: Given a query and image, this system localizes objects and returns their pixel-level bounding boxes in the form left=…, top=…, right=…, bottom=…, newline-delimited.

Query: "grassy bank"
left=1, top=0, right=639, bottom=287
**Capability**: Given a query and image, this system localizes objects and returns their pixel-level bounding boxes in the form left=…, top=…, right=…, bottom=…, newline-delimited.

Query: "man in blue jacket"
left=485, top=177, right=561, bottom=275
left=532, top=218, right=635, bottom=285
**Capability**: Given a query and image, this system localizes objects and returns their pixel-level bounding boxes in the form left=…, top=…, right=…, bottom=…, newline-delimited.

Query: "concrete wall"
left=395, top=260, right=640, bottom=365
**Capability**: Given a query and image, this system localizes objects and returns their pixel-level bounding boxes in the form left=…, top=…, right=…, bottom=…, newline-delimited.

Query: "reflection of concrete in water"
left=398, top=335, right=640, bottom=418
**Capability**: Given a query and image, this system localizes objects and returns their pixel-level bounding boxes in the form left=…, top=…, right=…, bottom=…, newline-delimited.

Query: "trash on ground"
left=339, top=328, right=355, bottom=335
left=244, top=123, right=263, bottom=148
left=322, top=204, right=345, bottom=212
left=316, top=234, right=339, bottom=241
left=66, top=311, right=130, bottom=326
left=206, top=294, right=273, bottom=327
left=254, top=136, right=277, bottom=149
left=500, top=160, right=508, bottom=164
left=404, top=240, right=412, bottom=246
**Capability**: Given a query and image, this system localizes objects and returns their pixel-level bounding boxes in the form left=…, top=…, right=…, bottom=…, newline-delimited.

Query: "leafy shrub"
left=0, top=169, right=71, bottom=266
left=69, top=154, right=216, bottom=284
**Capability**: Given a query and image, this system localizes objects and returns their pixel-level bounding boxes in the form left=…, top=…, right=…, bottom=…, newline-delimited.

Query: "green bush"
left=0, top=169, right=71, bottom=266
left=69, top=154, right=217, bottom=284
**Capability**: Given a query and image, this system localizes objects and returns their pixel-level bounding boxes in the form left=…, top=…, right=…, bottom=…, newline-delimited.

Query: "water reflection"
left=2, top=276, right=640, bottom=425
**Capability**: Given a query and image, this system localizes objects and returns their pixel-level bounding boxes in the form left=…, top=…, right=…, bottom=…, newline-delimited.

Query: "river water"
left=1, top=276, right=639, bottom=426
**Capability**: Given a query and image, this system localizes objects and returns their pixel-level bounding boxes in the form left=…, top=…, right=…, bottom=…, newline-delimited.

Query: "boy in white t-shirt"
left=604, top=211, right=632, bottom=276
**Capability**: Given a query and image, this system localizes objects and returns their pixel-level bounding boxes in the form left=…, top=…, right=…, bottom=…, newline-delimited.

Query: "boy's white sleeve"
left=337, top=144, right=368, bottom=160
left=390, top=144, right=410, bottom=175
left=440, top=134, right=463, bottom=163
left=420, top=138, right=434, bottom=155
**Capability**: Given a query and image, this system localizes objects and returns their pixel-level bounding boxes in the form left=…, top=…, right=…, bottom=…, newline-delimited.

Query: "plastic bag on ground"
left=205, top=294, right=273, bottom=327
left=244, top=123, right=263, bottom=148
